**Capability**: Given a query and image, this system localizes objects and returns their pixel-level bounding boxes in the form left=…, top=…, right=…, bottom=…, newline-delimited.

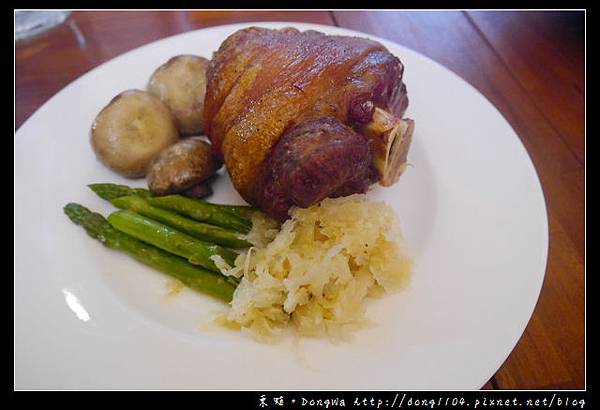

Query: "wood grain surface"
left=15, top=10, right=585, bottom=390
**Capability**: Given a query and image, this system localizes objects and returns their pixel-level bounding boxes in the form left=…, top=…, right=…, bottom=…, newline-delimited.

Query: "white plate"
left=14, top=22, right=548, bottom=390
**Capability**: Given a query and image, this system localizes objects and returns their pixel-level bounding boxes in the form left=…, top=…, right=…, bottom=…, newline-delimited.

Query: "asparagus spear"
left=148, top=195, right=253, bottom=234
left=207, top=202, right=256, bottom=220
left=107, top=210, right=238, bottom=272
left=89, top=183, right=255, bottom=222
left=110, top=195, right=251, bottom=248
left=63, top=203, right=238, bottom=303
left=88, top=183, right=153, bottom=201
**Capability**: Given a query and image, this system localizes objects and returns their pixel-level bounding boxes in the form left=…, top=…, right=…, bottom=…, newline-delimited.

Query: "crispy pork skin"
left=204, top=27, right=413, bottom=219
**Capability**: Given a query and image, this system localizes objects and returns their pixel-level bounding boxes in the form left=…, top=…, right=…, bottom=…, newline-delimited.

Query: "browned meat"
left=258, top=117, right=379, bottom=221
left=204, top=27, right=414, bottom=219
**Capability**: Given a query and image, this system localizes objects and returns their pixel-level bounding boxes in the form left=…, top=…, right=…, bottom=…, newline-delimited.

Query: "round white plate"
left=15, top=22, right=548, bottom=390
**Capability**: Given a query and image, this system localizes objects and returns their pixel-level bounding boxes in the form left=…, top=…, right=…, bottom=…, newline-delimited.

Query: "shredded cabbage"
left=225, top=194, right=413, bottom=341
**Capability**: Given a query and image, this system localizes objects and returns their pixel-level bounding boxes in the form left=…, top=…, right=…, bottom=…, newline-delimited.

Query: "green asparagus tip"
left=88, top=183, right=153, bottom=201
left=63, top=202, right=113, bottom=243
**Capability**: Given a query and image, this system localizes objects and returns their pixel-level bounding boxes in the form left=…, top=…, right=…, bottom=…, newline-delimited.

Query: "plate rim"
left=15, top=21, right=550, bottom=390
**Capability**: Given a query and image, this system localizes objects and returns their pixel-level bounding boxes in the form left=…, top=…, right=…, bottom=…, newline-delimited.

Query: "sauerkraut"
left=225, top=194, right=412, bottom=340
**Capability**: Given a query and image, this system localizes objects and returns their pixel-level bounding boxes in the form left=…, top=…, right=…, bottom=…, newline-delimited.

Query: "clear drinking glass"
left=15, top=10, right=72, bottom=42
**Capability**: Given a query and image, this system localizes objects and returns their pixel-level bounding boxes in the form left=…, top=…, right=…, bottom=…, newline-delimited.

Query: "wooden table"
left=15, top=11, right=585, bottom=390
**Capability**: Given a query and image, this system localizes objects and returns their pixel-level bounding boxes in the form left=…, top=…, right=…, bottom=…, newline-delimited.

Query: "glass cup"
left=15, top=10, right=72, bottom=42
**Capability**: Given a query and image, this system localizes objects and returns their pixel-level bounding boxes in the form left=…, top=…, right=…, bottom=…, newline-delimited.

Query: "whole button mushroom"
left=147, top=138, right=222, bottom=196
left=91, top=90, right=179, bottom=178
left=147, top=55, right=210, bottom=136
